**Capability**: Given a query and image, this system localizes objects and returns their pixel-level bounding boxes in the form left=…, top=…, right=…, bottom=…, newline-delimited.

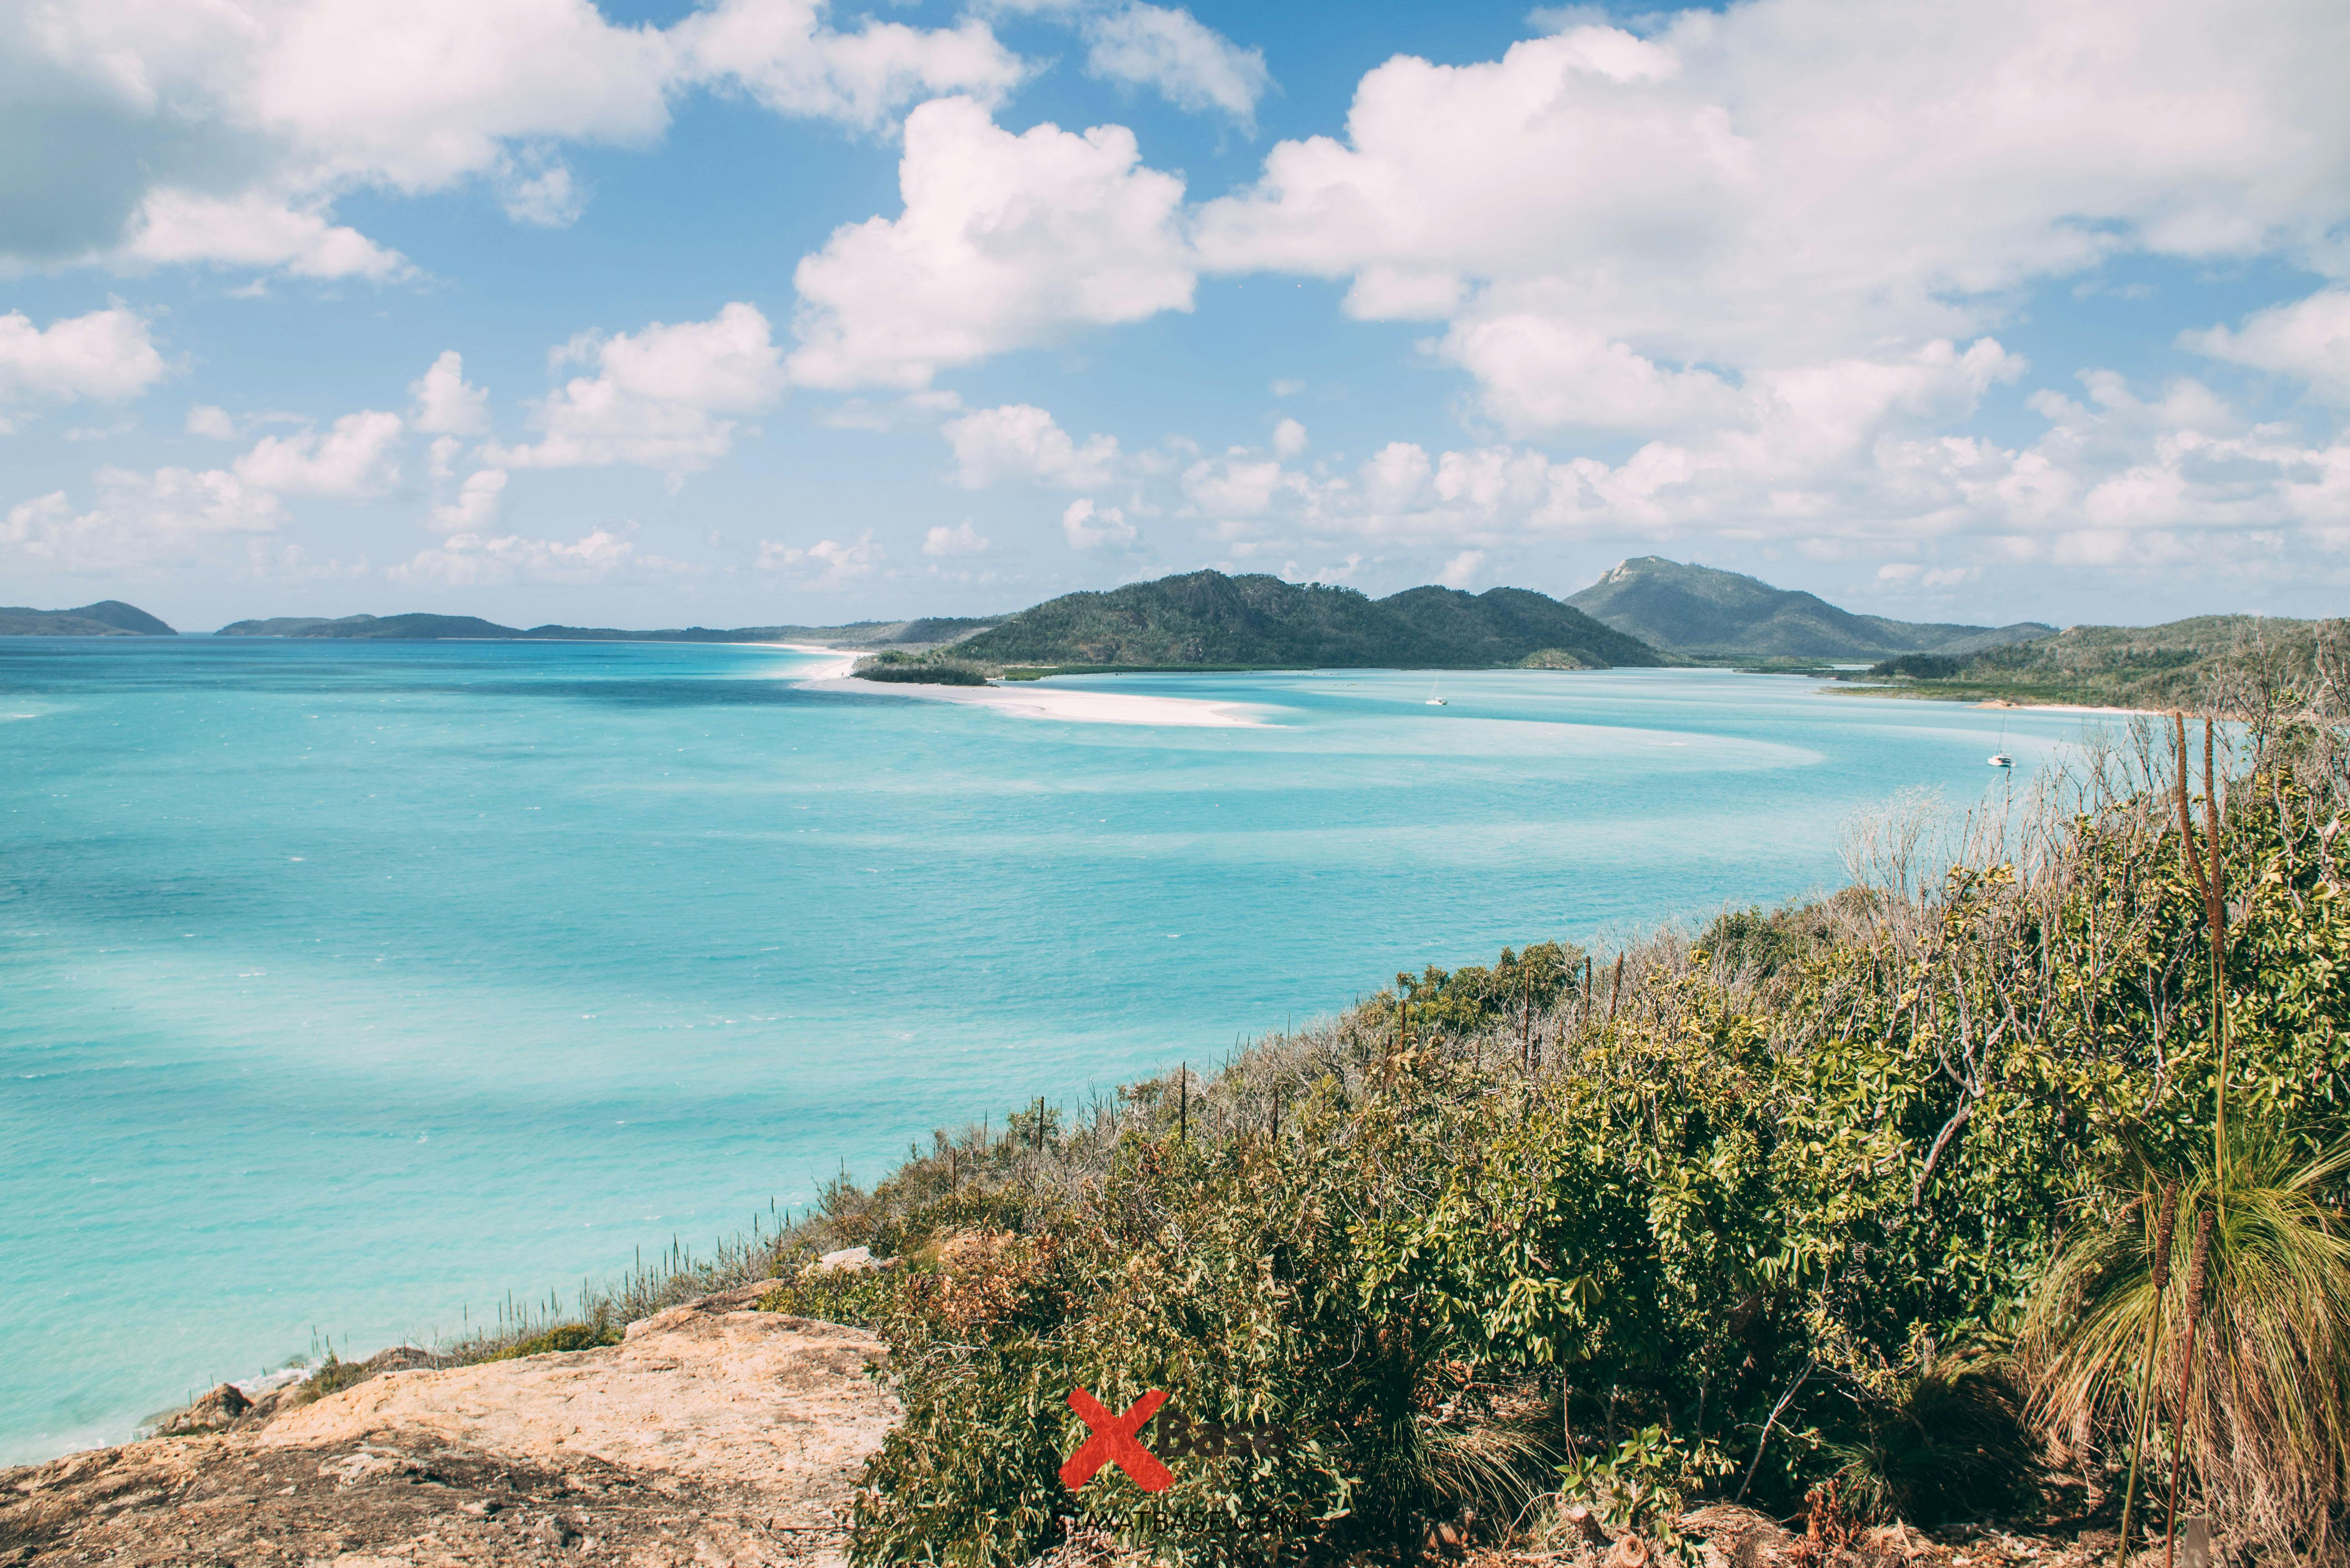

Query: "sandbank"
left=773, top=646, right=1271, bottom=727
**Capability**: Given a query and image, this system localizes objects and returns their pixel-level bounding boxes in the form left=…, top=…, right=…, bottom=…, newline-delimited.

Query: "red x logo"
left=1058, top=1387, right=1173, bottom=1493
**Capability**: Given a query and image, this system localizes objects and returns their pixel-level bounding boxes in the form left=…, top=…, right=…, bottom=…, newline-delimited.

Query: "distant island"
left=1563, top=556, right=2055, bottom=660
left=15, top=563, right=2335, bottom=714
left=0, top=601, right=176, bottom=636
left=936, top=571, right=1665, bottom=673
left=211, top=612, right=996, bottom=648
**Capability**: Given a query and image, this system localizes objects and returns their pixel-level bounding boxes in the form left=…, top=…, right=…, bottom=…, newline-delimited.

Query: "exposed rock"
left=805, top=1246, right=892, bottom=1276
left=0, top=1293, right=894, bottom=1566
left=152, top=1382, right=248, bottom=1436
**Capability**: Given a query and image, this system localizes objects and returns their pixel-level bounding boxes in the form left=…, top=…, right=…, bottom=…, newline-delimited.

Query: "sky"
left=2, top=0, right=2348, bottom=633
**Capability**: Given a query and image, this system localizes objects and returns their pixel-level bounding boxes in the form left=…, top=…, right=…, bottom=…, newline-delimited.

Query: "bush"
left=1867, top=653, right=1964, bottom=679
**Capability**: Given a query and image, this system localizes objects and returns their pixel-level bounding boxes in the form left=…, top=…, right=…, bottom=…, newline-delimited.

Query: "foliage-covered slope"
left=689, top=725, right=2347, bottom=1565
left=0, top=600, right=176, bottom=635
left=1567, top=557, right=2053, bottom=658
left=952, top=570, right=1668, bottom=669
left=1868, top=615, right=2338, bottom=709
left=213, top=613, right=997, bottom=647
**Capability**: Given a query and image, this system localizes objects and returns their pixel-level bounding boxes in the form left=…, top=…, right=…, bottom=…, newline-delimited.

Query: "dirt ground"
left=0, top=1285, right=895, bottom=1568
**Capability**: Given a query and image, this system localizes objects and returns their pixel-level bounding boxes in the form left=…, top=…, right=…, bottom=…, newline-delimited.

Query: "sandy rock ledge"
left=0, top=1285, right=894, bottom=1568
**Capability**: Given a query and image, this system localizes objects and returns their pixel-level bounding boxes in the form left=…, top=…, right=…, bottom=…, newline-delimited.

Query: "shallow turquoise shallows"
left=0, top=638, right=2083, bottom=1461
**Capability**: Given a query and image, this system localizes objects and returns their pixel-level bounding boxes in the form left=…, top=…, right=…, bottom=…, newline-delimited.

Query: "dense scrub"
left=675, top=719, right=2346, bottom=1565
left=425, top=711, right=2350, bottom=1563
left=1862, top=615, right=2350, bottom=711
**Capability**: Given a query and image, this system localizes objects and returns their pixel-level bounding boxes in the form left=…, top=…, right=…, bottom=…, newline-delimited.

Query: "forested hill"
left=1866, top=614, right=2341, bottom=708
left=948, top=571, right=1669, bottom=669
left=212, top=613, right=997, bottom=647
left=1566, top=556, right=2054, bottom=659
left=0, top=600, right=176, bottom=635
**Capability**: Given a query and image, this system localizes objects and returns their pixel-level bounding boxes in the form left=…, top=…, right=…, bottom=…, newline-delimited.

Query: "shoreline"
left=773, top=645, right=1274, bottom=728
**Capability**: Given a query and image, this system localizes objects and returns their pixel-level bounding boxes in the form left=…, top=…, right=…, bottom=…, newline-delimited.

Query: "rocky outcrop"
left=0, top=1291, right=894, bottom=1567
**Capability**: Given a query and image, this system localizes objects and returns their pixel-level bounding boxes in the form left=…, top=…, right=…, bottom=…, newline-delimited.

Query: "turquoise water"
left=0, top=638, right=2084, bottom=1462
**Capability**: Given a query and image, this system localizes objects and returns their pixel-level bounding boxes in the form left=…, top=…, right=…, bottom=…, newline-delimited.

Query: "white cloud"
left=942, top=403, right=1121, bottom=488
left=492, top=302, right=785, bottom=475
left=1269, top=377, right=1305, bottom=397
left=0, top=307, right=168, bottom=425
left=788, top=96, right=1193, bottom=389
left=392, top=526, right=637, bottom=587
left=675, top=0, right=1023, bottom=127
left=125, top=191, right=407, bottom=280
left=1081, top=4, right=1271, bottom=131
left=1437, top=549, right=1485, bottom=588
left=186, top=404, right=236, bottom=439
left=923, top=518, right=990, bottom=555
left=1062, top=497, right=1135, bottom=549
left=2184, top=288, right=2350, bottom=405
left=233, top=410, right=404, bottom=497
left=430, top=468, right=508, bottom=533
left=496, top=150, right=584, bottom=228
left=1192, top=0, right=2350, bottom=431
left=1272, top=417, right=1306, bottom=458
left=3, top=467, right=285, bottom=571
left=1183, top=451, right=1293, bottom=516
left=411, top=350, right=492, bottom=436
left=5, top=0, right=1024, bottom=277
left=756, top=530, right=879, bottom=584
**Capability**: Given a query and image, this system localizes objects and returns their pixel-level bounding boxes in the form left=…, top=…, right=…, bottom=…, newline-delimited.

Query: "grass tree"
left=2029, top=717, right=2350, bottom=1564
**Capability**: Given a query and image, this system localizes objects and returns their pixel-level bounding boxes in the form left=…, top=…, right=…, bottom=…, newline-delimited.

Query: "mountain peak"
left=1568, top=558, right=2052, bottom=659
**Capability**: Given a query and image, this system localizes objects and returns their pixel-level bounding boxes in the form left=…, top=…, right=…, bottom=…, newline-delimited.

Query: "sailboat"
left=1988, top=718, right=2012, bottom=769
left=1425, top=673, right=1447, bottom=706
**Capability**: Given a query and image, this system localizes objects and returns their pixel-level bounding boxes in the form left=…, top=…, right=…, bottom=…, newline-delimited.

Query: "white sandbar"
left=773, top=647, right=1271, bottom=727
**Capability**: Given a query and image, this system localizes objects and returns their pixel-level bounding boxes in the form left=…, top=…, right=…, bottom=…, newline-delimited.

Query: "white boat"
left=1988, top=752, right=2012, bottom=768
left=1425, top=674, right=1447, bottom=706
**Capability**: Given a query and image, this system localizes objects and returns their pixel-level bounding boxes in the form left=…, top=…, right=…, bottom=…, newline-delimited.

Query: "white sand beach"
left=771, top=646, right=1272, bottom=728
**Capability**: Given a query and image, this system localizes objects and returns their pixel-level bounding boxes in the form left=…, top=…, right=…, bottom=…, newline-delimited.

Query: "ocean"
left=0, top=637, right=2085, bottom=1462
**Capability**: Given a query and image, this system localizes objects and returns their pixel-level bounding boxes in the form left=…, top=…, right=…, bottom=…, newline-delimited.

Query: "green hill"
left=0, top=600, right=176, bottom=636
left=1565, top=556, right=2053, bottom=659
left=1863, top=614, right=2337, bottom=708
left=213, top=614, right=998, bottom=647
left=950, top=571, right=1667, bottom=670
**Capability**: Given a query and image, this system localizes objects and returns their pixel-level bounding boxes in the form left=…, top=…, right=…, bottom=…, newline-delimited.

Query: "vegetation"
left=854, top=650, right=992, bottom=685
left=212, top=612, right=999, bottom=647
left=424, top=664, right=2350, bottom=1564
left=1567, top=557, right=2053, bottom=660
left=949, top=570, right=1667, bottom=671
left=1849, top=616, right=2350, bottom=711
left=0, top=599, right=176, bottom=636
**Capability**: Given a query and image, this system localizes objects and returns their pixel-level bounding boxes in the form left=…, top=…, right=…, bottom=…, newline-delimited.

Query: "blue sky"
left=2, top=0, right=2347, bottom=632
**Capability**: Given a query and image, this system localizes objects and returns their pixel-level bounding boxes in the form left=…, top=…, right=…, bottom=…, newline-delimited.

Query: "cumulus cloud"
left=0, top=307, right=168, bottom=428
left=495, top=150, right=585, bottom=228
left=3, top=467, right=285, bottom=571
left=943, top=403, right=1121, bottom=488
left=430, top=468, right=508, bottom=533
left=392, top=526, right=638, bottom=586
left=1190, top=0, right=2350, bottom=432
left=788, top=96, right=1193, bottom=389
left=232, top=410, right=405, bottom=496
left=922, top=518, right=990, bottom=555
left=756, top=530, right=879, bottom=585
left=1148, top=359, right=2350, bottom=588
left=410, top=351, right=492, bottom=436
left=1082, top=4, right=1271, bottom=131
left=1437, top=549, right=1484, bottom=588
left=2, top=0, right=1024, bottom=277
left=492, top=303, right=785, bottom=475
left=1061, top=497, right=1135, bottom=549
left=1272, top=417, right=1306, bottom=458
left=2184, top=288, right=2350, bottom=405
left=186, top=404, right=237, bottom=439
